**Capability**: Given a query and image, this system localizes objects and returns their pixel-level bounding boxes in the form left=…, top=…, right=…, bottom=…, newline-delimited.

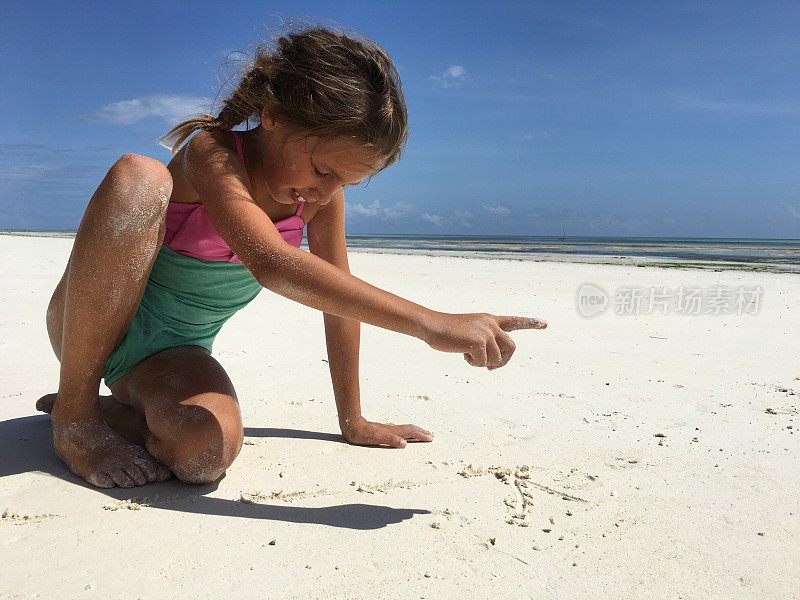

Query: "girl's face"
left=257, top=119, right=384, bottom=207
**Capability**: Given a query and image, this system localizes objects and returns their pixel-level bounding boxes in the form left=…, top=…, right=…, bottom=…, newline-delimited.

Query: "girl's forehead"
left=302, top=136, right=384, bottom=174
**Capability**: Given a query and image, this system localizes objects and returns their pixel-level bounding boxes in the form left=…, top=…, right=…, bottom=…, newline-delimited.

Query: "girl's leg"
left=108, top=346, right=244, bottom=484
left=45, top=153, right=173, bottom=488
left=39, top=346, right=243, bottom=484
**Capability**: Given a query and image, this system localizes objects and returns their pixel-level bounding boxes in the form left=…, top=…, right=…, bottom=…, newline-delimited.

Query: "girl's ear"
left=260, top=108, right=277, bottom=131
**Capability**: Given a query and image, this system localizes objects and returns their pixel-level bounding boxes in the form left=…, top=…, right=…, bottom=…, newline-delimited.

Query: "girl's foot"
left=37, top=393, right=149, bottom=447
left=36, top=393, right=171, bottom=487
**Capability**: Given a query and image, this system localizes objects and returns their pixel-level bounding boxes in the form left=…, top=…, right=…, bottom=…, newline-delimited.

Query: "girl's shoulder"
left=170, top=129, right=236, bottom=173
left=167, top=130, right=244, bottom=205
left=171, top=129, right=238, bottom=170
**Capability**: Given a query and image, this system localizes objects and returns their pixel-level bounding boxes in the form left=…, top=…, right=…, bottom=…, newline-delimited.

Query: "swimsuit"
left=102, top=131, right=305, bottom=388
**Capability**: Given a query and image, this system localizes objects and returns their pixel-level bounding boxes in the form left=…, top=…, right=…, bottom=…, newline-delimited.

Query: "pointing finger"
left=496, top=315, right=548, bottom=332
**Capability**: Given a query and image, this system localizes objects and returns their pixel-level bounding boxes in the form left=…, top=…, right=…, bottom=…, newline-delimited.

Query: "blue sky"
left=1, top=1, right=798, bottom=237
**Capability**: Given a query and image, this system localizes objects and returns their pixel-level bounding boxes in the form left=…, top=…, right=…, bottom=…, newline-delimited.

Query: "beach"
left=1, top=234, right=798, bottom=599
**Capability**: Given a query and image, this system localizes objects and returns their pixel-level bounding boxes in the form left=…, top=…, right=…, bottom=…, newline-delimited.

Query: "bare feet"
left=38, top=393, right=171, bottom=488
left=35, top=393, right=57, bottom=414
left=37, top=393, right=149, bottom=446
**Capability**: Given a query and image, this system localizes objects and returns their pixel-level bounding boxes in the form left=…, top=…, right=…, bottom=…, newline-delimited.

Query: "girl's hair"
left=161, top=26, right=408, bottom=171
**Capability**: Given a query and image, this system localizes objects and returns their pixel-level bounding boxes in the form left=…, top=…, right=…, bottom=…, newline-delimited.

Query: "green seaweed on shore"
left=646, top=261, right=778, bottom=273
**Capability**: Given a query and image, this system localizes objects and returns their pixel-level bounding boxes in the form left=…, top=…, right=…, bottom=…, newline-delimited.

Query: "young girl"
left=36, top=27, right=547, bottom=489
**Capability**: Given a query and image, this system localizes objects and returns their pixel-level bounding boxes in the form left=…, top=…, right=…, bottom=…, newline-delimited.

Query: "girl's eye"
left=312, top=165, right=330, bottom=178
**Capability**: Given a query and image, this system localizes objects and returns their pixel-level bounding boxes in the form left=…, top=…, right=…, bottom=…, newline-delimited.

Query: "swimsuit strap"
left=295, top=201, right=304, bottom=216
left=233, top=131, right=245, bottom=163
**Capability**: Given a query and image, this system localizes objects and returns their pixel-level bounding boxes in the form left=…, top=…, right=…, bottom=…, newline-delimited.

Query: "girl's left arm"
left=307, top=191, right=433, bottom=449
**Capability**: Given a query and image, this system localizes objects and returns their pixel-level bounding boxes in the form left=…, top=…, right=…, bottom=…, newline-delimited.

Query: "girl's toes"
left=135, top=456, right=172, bottom=482
left=155, top=465, right=173, bottom=482
left=35, top=393, right=58, bottom=414
left=109, top=469, right=135, bottom=488
left=87, top=471, right=115, bottom=488
left=123, top=465, right=147, bottom=486
left=133, top=457, right=158, bottom=482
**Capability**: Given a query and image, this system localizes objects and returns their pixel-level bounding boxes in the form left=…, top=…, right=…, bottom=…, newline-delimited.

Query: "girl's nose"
left=314, top=181, right=344, bottom=204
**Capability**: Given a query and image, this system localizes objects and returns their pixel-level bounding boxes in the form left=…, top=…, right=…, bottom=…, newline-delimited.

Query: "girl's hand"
left=341, top=416, right=433, bottom=448
left=423, top=312, right=547, bottom=370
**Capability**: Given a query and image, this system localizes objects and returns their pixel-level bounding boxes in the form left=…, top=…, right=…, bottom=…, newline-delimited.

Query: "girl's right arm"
left=181, top=131, right=546, bottom=369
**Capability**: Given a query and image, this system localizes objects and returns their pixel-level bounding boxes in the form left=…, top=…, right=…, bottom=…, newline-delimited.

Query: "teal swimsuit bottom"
left=102, top=245, right=262, bottom=388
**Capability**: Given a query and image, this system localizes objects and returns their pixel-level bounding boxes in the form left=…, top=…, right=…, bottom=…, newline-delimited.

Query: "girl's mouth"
left=291, top=188, right=307, bottom=203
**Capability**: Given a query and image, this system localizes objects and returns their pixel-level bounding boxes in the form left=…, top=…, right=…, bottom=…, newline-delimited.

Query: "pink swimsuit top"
left=163, top=131, right=305, bottom=263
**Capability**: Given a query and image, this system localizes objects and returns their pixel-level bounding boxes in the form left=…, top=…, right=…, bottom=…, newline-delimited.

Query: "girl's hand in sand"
left=423, top=313, right=547, bottom=370
left=341, top=416, right=433, bottom=448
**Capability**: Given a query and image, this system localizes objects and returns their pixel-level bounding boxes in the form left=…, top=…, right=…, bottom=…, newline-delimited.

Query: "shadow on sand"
left=0, top=414, right=429, bottom=530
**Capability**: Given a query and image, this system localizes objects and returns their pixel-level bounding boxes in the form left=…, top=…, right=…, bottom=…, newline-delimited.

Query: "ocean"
left=3, top=231, right=799, bottom=273
left=344, top=235, right=800, bottom=273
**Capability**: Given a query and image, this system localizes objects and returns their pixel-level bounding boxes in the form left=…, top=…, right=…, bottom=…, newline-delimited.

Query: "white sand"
left=0, top=235, right=798, bottom=599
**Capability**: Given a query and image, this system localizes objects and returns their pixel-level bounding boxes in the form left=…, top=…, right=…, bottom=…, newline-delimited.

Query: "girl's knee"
left=97, top=154, right=173, bottom=237
left=155, top=400, right=243, bottom=485
left=111, top=154, right=173, bottom=198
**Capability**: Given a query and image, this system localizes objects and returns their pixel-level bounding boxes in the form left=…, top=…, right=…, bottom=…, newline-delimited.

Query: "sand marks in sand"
left=93, top=462, right=600, bottom=528
left=95, top=477, right=433, bottom=513
left=605, top=456, right=645, bottom=470
left=1, top=509, right=60, bottom=524
left=351, top=479, right=428, bottom=494
left=102, top=494, right=202, bottom=511
left=103, top=498, right=149, bottom=511
left=239, top=478, right=432, bottom=505
left=496, top=467, right=533, bottom=526
left=746, top=381, right=797, bottom=435
left=240, top=488, right=332, bottom=504
left=457, top=464, right=588, bottom=527
left=762, top=385, right=797, bottom=418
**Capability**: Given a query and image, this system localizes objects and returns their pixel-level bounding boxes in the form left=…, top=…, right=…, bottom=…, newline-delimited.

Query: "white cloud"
left=421, top=212, right=445, bottom=227
left=0, top=164, right=59, bottom=180
left=483, top=204, right=511, bottom=216
left=446, top=65, right=466, bottom=78
left=87, top=95, right=211, bottom=125
left=515, top=131, right=551, bottom=141
left=429, top=65, right=467, bottom=89
left=787, top=206, right=800, bottom=220
left=345, top=200, right=412, bottom=220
